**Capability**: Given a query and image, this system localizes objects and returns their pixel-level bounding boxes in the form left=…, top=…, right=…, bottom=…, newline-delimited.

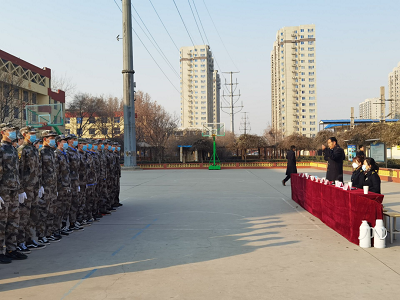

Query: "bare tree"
left=0, top=69, right=24, bottom=127
left=66, top=93, right=105, bottom=137
left=93, top=96, right=124, bottom=139
left=51, top=71, right=76, bottom=101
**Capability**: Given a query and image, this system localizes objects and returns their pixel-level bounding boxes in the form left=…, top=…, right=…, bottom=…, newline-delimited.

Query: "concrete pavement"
left=0, top=168, right=399, bottom=300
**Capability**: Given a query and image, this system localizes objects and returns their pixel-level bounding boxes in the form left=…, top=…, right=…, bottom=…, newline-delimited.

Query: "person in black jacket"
left=363, top=157, right=381, bottom=194
left=351, top=156, right=364, bottom=189
left=282, top=145, right=297, bottom=186
left=322, top=137, right=345, bottom=182
left=356, top=145, right=365, bottom=158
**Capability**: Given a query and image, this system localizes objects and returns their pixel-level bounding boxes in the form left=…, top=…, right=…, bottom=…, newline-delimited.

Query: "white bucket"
left=373, top=219, right=387, bottom=249
left=359, top=220, right=372, bottom=248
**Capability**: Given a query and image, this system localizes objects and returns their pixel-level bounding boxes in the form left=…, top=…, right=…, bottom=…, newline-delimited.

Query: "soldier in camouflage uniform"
left=66, top=134, right=83, bottom=231
left=39, top=130, right=60, bottom=243
left=76, top=139, right=91, bottom=226
left=96, top=139, right=110, bottom=214
left=113, top=143, right=122, bottom=207
left=17, top=127, right=46, bottom=253
left=55, top=135, right=72, bottom=235
left=90, top=140, right=102, bottom=218
left=85, top=140, right=97, bottom=221
left=0, top=123, right=28, bottom=263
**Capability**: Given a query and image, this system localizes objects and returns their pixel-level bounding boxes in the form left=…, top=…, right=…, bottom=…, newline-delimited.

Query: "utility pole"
left=122, top=0, right=137, bottom=167
left=221, top=71, right=242, bottom=134
left=239, top=112, right=251, bottom=134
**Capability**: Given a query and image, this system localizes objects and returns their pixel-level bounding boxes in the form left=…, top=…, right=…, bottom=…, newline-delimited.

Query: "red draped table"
left=291, top=173, right=384, bottom=245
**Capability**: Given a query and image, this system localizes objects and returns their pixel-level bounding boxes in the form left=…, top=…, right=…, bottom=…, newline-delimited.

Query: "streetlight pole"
left=122, top=0, right=137, bottom=167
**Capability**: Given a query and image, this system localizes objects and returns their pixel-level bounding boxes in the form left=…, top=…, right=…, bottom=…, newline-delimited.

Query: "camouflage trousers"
left=60, top=187, right=72, bottom=226
left=69, top=180, right=79, bottom=225
left=43, top=186, right=57, bottom=237
left=113, top=175, right=121, bottom=206
left=17, top=186, right=39, bottom=244
left=85, top=184, right=96, bottom=219
left=98, top=179, right=108, bottom=213
left=107, top=176, right=115, bottom=208
left=0, top=190, right=19, bottom=254
left=77, top=184, right=87, bottom=222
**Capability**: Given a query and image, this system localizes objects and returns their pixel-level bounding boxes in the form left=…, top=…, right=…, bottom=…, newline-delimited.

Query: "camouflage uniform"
left=40, top=143, right=58, bottom=237
left=55, top=147, right=71, bottom=230
left=17, top=134, right=41, bottom=245
left=85, top=147, right=96, bottom=220
left=0, top=140, right=21, bottom=254
left=77, top=147, right=88, bottom=222
left=114, top=146, right=122, bottom=206
left=91, top=148, right=101, bottom=216
left=105, top=146, right=115, bottom=208
left=98, top=145, right=109, bottom=213
left=66, top=146, right=80, bottom=225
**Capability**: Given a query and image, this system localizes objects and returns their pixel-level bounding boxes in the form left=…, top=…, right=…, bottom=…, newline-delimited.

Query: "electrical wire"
left=148, top=0, right=180, bottom=52
left=202, top=0, right=240, bottom=72
left=187, top=0, right=205, bottom=45
left=112, top=0, right=180, bottom=94
left=172, top=0, right=196, bottom=47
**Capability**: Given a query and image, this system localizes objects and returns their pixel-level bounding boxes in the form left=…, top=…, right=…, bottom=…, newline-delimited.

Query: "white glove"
left=78, top=186, right=80, bottom=192
left=18, top=192, right=27, bottom=204
left=38, top=186, right=45, bottom=198
left=0, top=197, right=4, bottom=209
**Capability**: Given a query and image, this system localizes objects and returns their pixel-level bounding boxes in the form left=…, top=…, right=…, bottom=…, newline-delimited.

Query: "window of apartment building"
left=301, top=109, right=306, bottom=113
left=201, top=80, right=205, bottom=83
left=301, top=47, right=304, bottom=51
left=308, top=53, right=314, bottom=57
left=310, top=115, right=316, bottom=119
left=301, top=78, right=305, bottom=82
left=308, top=35, right=314, bottom=38
left=282, top=105, right=285, bottom=108
left=301, top=84, right=305, bottom=88
left=201, top=75, right=205, bottom=78
left=309, top=109, right=315, bottom=113
left=195, top=106, right=198, bottom=109
left=201, top=112, right=206, bottom=115
left=309, top=78, right=315, bottom=82
left=308, top=29, right=313, bottom=32
left=201, top=70, right=205, bottom=73
left=308, top=60, right=314, bottom=63
left=89, top=128, right=96, bottom=135
left=281, top=62, right=284, bottom=66
left=77, top=129, right=82, bottom=136
left=89, top=117, right=95, bottom=124
left=301, top=72, right=305, bottom=75
left=13, top=107, right=19, bottom=118
left=309, top=90, right=315, bottom=94
left=23, top=91, right=29, bottom=102
left=281, top=32, right=283, bottom=36
left=308, top=47, right=314, bottom=51
left=310, top=128, right=316, bottom=131
left=300, top=35, right=304, bottom=38
left=309, top=103, right=316, bottom=106
left=301, top=60, right=305, bottom=63
left=301, top=42, right=304, bottom=45
left=77, top=117, right=82, bottom=124
left=114, top=117, right=120, bottom=123
left=201, top=85, right=205, bottom=89
left=200, top=49, right=205, bottom=52
left=308, top=41, right=314, bottom=45
left=201, top=91, right=206, bottom=94
left=201, top=106, right=206, bottom=110
left=194, top=64, right=198, bottom=67
left=309, top=72, right=315, bottom=76
left=301, top=66, right=305, bottom=69
left=101, top=128, right=108, bottom=135
left=301, top=54, right=305, bottom=57
left=201, top=59, right=205, bottom=62
left=300, top=29, right=304, bottom=32
left=309, top=66, right=315, bottom=69
left=310, top=121, right=315, bottom=125
left=309, top=97, right=315, bottom=100
left=302, top=97, right=306, bottom=100
left=31, top=93, right=37, bottom=104
left=195, top=86, right=198, bottom=88
left=302, top=91, right=305, bottom=94
left=64, top=129, right=70, bottom=135
left=65, top=118, right=70, bottom=124
left=302, top=103, right=306, bottom=106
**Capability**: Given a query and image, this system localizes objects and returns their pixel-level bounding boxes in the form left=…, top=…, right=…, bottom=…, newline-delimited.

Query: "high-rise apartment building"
left=359, top=98, right=380, bottom=119
left=388, top=62, right=400, bottom=118
left=271, top=25, right=317, bottom=138
left=180, top=45, right=220, bottom=128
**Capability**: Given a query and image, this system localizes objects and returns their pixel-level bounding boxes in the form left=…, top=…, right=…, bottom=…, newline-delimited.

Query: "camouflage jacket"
left=86, top=150, right=96, bottom=185
left=77, top=150, right=88, bottom=186
left=99, top=150, right=108, bottom=180
left=55, top=148, right=71, bottom=189
left=40, top=146, right=57, bottom=187
left=67, top=146, right=80, bottom=181
left=18, top=141, right=41, bottom=192
left=115, top=152, right=121, bottom=177
left=0, top=140, right=20, bottom=192
left=106, top=150, right=115, bottom=180
left=90, top=151, right=100, bottom=183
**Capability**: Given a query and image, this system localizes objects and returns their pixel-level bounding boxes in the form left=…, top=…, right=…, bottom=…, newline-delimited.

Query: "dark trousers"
left=283, top=175, right=291, bottom=183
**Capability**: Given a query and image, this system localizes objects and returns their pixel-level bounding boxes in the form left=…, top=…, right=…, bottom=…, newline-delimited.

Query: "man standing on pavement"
left=0, top=123, right=28, bottom=263
left=66, top=134, right=83, bottom=231
left=17, top=127, right=46, bottom=252
left=282, top=145, right=297, bottom=186
left=76, top=139, right=90, bottom=226
left=322, top=137, right=345, bottom=182
left=39, top=130, right=60, bottom=243
left=55, top=135, right=72, bottom=236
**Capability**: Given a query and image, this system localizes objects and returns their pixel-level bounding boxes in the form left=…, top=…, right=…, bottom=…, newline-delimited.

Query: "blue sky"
left=1, top=0, right=399, bottom=134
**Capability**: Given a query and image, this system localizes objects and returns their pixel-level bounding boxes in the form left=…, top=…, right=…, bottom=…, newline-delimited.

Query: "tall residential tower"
left=180, top=45, right=220, bottom=129
left=388, top=62, right=400, bottom=118
left=271, top=25, right=317, bottom=138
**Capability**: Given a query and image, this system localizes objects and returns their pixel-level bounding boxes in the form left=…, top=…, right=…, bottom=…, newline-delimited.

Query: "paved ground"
left=0, top=168, right=399, bottom=300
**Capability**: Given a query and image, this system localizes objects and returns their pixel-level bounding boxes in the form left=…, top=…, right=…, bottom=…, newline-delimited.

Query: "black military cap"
left=20, top=126, right=38, bottom=135
left=33, top=138, right=42, bottom=146
left=78, top=138, right=86, bottom=143
left=17, top=133, right=24, bottom=140
left=55, top=134, right=70, bottom=143
left=41, top=130, right=58, bottom=138
left=67, top=134, right=77, bottom=139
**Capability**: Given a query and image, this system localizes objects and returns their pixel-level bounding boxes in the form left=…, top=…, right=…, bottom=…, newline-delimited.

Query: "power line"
left=202, top=0, right=240, bottom=72
left=148, top=0, right=179, bottom=51
left=112, top=0, right=180, bottom=94
left=187, top=0, right=205, bottom=45
left=131, top=3, right=180, bottom=79
left=173, top=0, right=196, bottom=47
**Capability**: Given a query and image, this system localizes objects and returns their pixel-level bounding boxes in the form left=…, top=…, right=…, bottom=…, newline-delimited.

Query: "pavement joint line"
left=362, top=249, right=400, bottom=277
left=60, top=269, right=97, bottom=300
left=111, top=218, right=158, bottom=257
left=135, top=211, right=246, bottom=221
